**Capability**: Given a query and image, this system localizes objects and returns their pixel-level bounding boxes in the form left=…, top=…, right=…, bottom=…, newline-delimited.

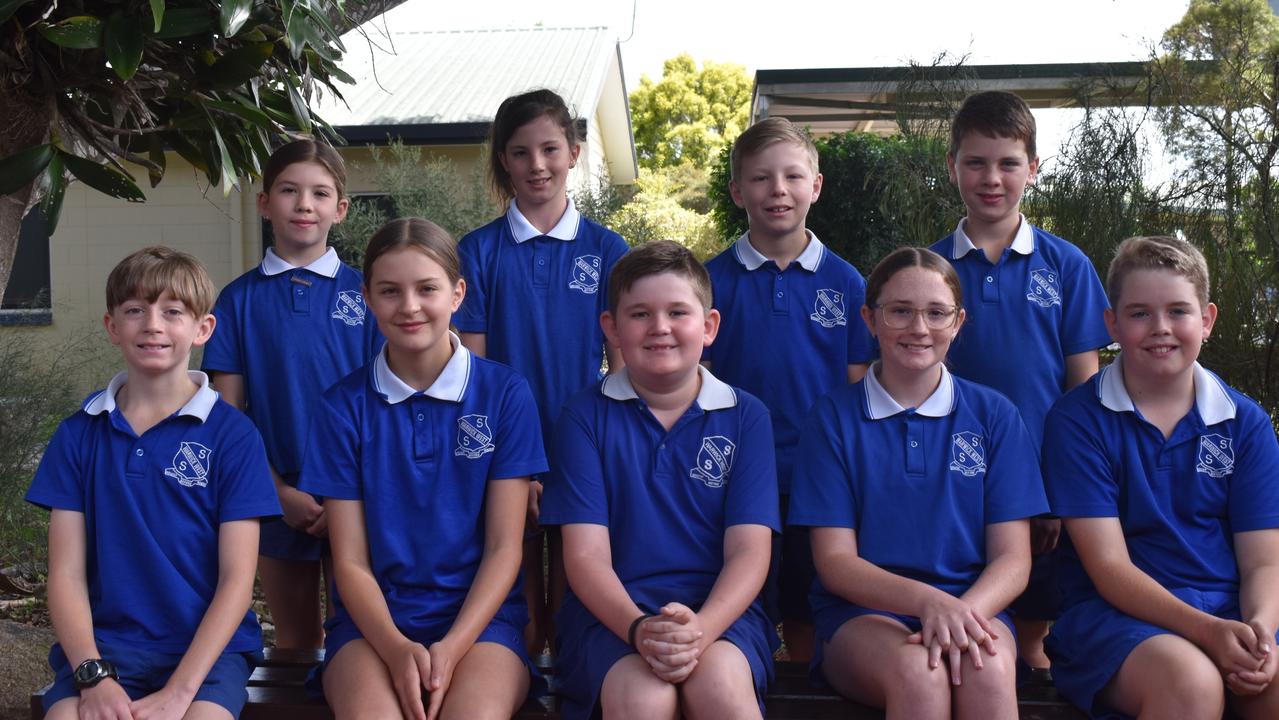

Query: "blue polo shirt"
left=542, top=367, right=780, bottom=608
left=26, top=371, right=279, bottom=653
left=299, top=335, right=548, bottom=630
left=704, top=231, right=876, bottom=492
left=456, top=200, right=629, bottom=442
left=202, top=247, right=383, bottom=479
left=1042, top=358, right=1279, bottom=610
left=931, top=218, right=1110, bottom=449
left=789, top=366, right=1047, bottom=609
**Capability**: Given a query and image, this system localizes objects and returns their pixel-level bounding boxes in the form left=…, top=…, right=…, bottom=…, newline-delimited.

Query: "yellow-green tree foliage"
left=630, top=54, right=752, bottom=170
left=608, top=168, right=720, bottom=259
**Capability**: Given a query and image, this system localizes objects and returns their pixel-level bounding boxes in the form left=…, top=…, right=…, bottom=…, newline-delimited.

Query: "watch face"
left=74, top=659, right=111, bottom=686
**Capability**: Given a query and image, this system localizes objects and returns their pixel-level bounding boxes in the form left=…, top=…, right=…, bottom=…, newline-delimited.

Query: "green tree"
left=0, top=0, right=392, bottom=302
left=607, top=167, right=720, bottom=259
left=630, top=54, right=752, bottom=171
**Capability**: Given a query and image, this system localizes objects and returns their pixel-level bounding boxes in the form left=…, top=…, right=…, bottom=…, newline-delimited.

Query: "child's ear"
left=103, top=312, right=121, bottom=346
left=192, top=313, right=216, bottom=347
left=1027, top=155, right=1040, bottom=185
left=569, top=142, right=581, bottom=169
left=1202, top=302, right=1218, bottom=340
left=811, top=172, right=824, bottom=203
left=860, top=304, right=876, bottom=337
left=335, top=196, right=349, bottom=223
left=256, top=191, right=269, bottom=217
left=1103, top=308, right=1119, bottom=344
left=945, top=153, right=958, bottom=185
left=702, top=308, right=720, bottom=347
left=451, top=278, right=466, bottom=313
left=728, top=179, right=745, bottom=209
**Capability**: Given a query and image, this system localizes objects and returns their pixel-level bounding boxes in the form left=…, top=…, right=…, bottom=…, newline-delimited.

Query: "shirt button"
left=659, top=443, right=666, bottom=450
left=985, top=276, right=994, bottom=283
left=417, top=413, right=425, bottom=422
left=538, top=259, right=546, bottom=266
left=776, top=291, right=784, bottom=298
left=296, top=288, right=304, bottom=294
left=910, top=441, right=918, bottom=448
left=135, top=448, right=143, bottom=456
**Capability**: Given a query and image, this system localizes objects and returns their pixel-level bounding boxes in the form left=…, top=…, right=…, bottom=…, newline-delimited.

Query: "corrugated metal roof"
left=318, top=26, right=617, bottom=127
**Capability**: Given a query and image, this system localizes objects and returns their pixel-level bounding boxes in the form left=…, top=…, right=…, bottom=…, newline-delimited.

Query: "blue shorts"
left=309, top=605, right=539, bottom=698
left=763, top=497, right=815, bottom=624
left=1046, top=588, right=1275, bottom=719
left=553, top=594, right=778, bottom=720
left=812, top=601, right=1014, bottom=685
left=43, top=643, right=259, bottom=716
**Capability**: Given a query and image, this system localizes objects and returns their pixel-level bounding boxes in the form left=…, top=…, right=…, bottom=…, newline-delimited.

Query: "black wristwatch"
left=73, top=659, right=118, bottom=689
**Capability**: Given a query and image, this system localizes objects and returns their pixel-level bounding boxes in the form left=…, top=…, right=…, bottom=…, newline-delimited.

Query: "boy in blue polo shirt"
left=542, top=241, right=779, bottom=720
left=28, top=247, right=280, bottom=720
left=1043, top=235, right=1279, bottom=720
left=930, top=91, right=1112, bottom=669
left=704, top=116, right=876, bottom=661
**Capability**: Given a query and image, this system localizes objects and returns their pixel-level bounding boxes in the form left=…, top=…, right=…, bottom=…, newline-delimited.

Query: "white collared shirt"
left=506, top=198, right=582, bottom=243
left=1097, top=354, right=1237, bottom=424
left=948, top=214, right=1036, bottom=259
left=84, top=370, right=219, bottom=422
left=372, top=332, right=473, bottom=405
left=600, top=366, right=738, bottom=411
left=863, top=363, right=957, bottom=420
left=732, top=229, right=826, bottom=272
left=259, top=247, right=342, bottom=278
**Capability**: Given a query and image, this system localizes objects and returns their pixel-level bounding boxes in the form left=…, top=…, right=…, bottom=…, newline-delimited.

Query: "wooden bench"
left=33, top=647, right=1086, bottom=719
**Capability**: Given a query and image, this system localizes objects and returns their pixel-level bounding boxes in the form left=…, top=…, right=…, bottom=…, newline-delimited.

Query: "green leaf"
left=155, top=8, right=214, bottom=39
left=219, top=0, right=252, bottom=37
left=147, top=135, right=167, bottom=188
left=147, top=0, right=163, bottom=33
left=38, top=16, right=104, bottom=49
left=0, top=0, right=36, bottom=25
left=201, top=42, right=273, bottom=89
left=39, top=155, right=66, bottom=233
left=60, top=152, right=146, bottom=201
left=161, top=132, right=209, bottom=174
left=202, top=97, right=275, bottom=130
left=208, top=123, right=239, bottom=194
left=0, top=144, right=54, bottom=195
left=285, top=77, right=311, bottom=132
left=104, top=12, right=144, bottom=80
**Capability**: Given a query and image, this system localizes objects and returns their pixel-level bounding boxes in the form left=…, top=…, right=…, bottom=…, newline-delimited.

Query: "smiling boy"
left=28, top=247, right=279, bottom=720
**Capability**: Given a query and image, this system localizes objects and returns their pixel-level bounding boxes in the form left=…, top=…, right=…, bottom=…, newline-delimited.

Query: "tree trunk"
left=0, top=84, right=55, bottom=305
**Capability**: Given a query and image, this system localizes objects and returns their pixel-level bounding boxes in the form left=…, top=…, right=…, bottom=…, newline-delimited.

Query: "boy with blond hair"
left=930, top=91, right=1112, bottom=669
left=704, top=117, right=876, bottom=660
left=28, top=247, right=279, bottom=720
left=1044, top=236, right=1279, bottom=719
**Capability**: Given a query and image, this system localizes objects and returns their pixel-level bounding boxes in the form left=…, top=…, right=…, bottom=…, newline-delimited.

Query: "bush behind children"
left=26, top=86, right=1279, bottom=720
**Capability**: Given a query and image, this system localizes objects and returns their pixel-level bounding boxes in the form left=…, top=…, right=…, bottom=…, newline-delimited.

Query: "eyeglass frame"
left=871, top=302, right=963, bottom=330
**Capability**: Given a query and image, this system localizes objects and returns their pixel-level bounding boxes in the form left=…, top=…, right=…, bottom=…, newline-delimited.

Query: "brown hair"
left=105, top=246, right=216, bottom=315
left=263, top=138, right=348, bottom=198
left=1106, top=235, right=1210, bottom=306
left=730, top=117, right=820, bottom=181
left=949, top=91, right=1037, bottom=159
left=363, top=218, right=461, bottom=286
left=487, top=89, right=579, bottom=205
left=607, top=240, right=712, bottom=313
left=865, top=247, right=963, bottom=309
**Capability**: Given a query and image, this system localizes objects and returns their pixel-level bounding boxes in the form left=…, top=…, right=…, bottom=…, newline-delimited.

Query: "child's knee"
left=888, top=646, right=951, bottom=699
left=600, top=658, right=678, bottom=720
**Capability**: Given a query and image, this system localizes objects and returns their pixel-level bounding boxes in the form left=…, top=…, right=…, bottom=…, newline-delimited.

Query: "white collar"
left=949, top=215, right=1035, bottom=259
left=260, top=247, right=341, bottom=278
left=372, top=332, right=472, bottom=405
left=1097, top=355, right=1236, bottom=425
left=863, top=363, right=956, bottom=420
left=506, top=198, right=581, bottom=243
left=83, top=370, right=219, bottom=421
left=600, top=366, right=738, bottom=411
left=732, top=230, right=825, bottom=271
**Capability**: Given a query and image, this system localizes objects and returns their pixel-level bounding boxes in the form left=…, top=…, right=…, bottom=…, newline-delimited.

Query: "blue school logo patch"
left=810, top=289, right=847, bottom=328
left=1026, top=267, right=1062, bottom=308
left=454, top=414, right=495, bottom=459
left=568, top=255, right=602, bottom=294
left=332, top=290, right=366, bottom=326
left=690, top=435, right=735, bottom=488
left=948, top=431, right=987, bottom=477
left=164, top=442, right=212, bottom=488
left=1196, top=434, right=1234, bottom=478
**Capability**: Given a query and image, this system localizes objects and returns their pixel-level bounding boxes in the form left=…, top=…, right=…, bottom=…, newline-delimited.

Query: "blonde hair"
left=730, top=117, right=819, bottom=181
left=1107, top=235, right=1210, bottom=306
left=363, top=218, right=461, bottom=286
left=105, top=246, right=216, bottom=315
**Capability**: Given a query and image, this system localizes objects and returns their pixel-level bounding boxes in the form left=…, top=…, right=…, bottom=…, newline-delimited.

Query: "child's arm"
left=422, top=477, right=527, bottom=720
left=47, top=509, right=133, bottom=720
left=1229, top=528, right=1279, bottom=695
left=1063, top=350, right=1100, bottom=389
left=129, top=519, right=259, bottom=720
left=459, top=333, right=486, bottom=358
left=1066, top=516, right=1262, bottom=676
left=209, top=372, right=324, bottom=535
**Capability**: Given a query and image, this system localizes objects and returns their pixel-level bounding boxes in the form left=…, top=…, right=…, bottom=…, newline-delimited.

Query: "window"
left=0, top=208, right=53, bottom=325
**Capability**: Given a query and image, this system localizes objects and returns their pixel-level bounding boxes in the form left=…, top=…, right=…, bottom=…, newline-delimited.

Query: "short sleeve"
left=595, top=231, right=630, bottom=312
left=215, top=420, right=280, bottom=521
left=788, top=393, right=858, bottom=529
left=1227, top=401, right=1279, bottom=532
left=1042, top=399, right=1119, bottom=517
left=1059, top=249, right=1111, bottom=356
left=454, top=233, right=489, bottom=334
left=25, top=417, right=86, bottom=512
left=541, top=403, right=607, bottom=526
left=724, top=398, right=780, bottom=531
left=202, top=285, right=244, bottom=374
left=981, top=398, right=1049, bottom=523
left=298, top=388, right=364, bottom=500
left=844, top=269, right=876, bottom=364
left=489, top=377, right=550, bottom=480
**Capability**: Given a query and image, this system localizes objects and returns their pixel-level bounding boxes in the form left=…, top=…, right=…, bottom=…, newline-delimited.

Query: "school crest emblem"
left=1026, top=267, right=1062, bottom=308
left=948, top=431, right=987, bottom=477
left=164, top=442, right=212, bottom=488
left=568, top=255, right=602, bottom=294
left=331, top=290, right=366, bottom=326
left=454, top=414, right=495, bottom=459
left=690, top=435, right=735, bottom=488
left=1196, top=434, right=1235, bottom=478
left=810, top=289, right=847, bottom=328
